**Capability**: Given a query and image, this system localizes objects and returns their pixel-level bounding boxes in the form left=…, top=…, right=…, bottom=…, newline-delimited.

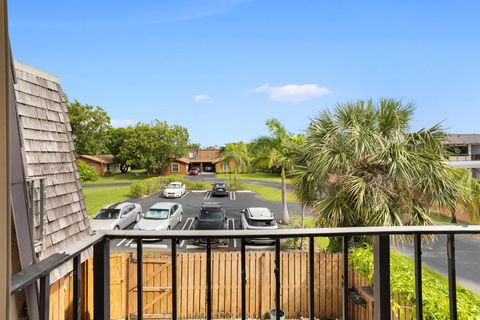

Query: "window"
left=171, top=163, right=179, bottom=173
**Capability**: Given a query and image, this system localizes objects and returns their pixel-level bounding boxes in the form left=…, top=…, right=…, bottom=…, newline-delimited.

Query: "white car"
left=91, top=202, right=142, bottom=231
left=134, top=202, right=183, bottom=231
left=163, top=182, right=186, bottom=198
left=240, top=207, right=278, bottom=244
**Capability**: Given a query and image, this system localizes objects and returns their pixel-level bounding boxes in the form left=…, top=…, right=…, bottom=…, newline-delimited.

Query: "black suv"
left=211, top=182, right=229, bottom=197
left=194, top=202, right=228, bottom=245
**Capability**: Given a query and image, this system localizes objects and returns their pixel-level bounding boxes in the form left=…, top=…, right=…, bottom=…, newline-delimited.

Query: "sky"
left=9, top=1, right=480, bottom=146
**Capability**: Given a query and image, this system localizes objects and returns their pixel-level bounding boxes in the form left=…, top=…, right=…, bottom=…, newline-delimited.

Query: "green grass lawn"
left=82, top=186, right=131, bottom=215
left=240, top=183, right=297, bottom=202
left=217, top=172, right=292, bottom=184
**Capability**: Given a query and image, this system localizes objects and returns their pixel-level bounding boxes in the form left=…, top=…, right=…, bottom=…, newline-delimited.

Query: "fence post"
left=373, top=235, right=390, bottom=320
left=94, top=238, right=110, bottom=320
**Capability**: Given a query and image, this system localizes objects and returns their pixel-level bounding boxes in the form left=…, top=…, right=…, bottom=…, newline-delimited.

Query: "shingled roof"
left=14, top=60, right=91, bottom=281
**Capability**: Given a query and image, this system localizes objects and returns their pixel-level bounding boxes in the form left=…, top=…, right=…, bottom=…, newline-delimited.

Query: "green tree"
left=106, top=127, right=134, bottom=173
left=252, top=119, right=298, bottom=223
left=221, top=142, right=250, bottom=181
left=291, top=99, right=464, bottom=241
left=119, top=120, right=189, bottom=173
left=68, top=100, right=111, bottom=155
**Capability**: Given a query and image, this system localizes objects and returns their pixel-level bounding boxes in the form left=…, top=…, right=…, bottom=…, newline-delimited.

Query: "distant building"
left=445, top=134, right=480, bottom=178
left=164, top=148, right=235, bottom=175
left=78, top=154, right=122, bottom=176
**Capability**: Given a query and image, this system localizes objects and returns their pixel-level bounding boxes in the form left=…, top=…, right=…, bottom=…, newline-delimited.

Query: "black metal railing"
left=10, top=225, right=480, bottom=320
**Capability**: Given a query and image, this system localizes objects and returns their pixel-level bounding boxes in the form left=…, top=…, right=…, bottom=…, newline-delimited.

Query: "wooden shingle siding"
left=14, top=60, right=92, bottom=282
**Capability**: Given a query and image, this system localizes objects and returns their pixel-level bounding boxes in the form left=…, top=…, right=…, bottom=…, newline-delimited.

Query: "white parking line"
left=125, top=239, right=133, bottom=247
left=203, top=191, right=211, bottom=200
left=180, top=191, right=190, bottom=199
left=232, top=191, right=236, bottom=200
left=117, top=238, right=127, bottom=247
left=180, top=218, right=195, bottom=247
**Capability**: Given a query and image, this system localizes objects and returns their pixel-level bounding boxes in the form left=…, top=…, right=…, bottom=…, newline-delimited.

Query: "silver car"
left=91, top=202, right=142, bottom=231
left=240, top=207, right=278, bottom=244
left=134, top=202, right=183, bottom=231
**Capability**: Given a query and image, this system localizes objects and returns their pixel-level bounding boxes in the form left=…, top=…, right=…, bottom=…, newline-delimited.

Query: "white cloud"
left=111, top=119, right=136, bottom=128
left=253, top=83, right=332, bottom=102
left=194, top=94, right=213, bottom=103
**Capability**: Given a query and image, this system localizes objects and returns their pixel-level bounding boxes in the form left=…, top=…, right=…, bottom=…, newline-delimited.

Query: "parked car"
left=91, top=202, right=142, bottom=231
left=163, top=182, right=186, bottom=198
left=203, top=165, right=214, bottom=172
left=240, top=207, right=278, bottom=244
left=134, top=202, right=183, bottom=231
left=188, top=168, right=199, bottom=175
left=194, top=202, right=228, bottom=245
left=211, top=182, right=229, bottom=197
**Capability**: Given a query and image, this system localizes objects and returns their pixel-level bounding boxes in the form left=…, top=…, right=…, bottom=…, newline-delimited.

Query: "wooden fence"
left=47, top=251, right=415, bottom=319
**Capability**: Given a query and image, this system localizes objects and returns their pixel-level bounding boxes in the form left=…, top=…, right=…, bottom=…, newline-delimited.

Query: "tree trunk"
left=281, top=166, right=290, bottom=224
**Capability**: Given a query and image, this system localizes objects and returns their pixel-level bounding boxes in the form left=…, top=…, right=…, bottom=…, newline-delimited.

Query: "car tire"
left=114, top=225, right=120, bottom=230
left=179, top=213, right=183, bottom=223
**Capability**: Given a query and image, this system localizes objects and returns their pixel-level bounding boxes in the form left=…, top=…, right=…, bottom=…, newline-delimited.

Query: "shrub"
left=188, top=181, right=211, bottom=190
left=129, top=182, right=148, bottom=198
left=77, top=160, right=98, bottom=183
left=228, top=180, right=245, bottom=191
left=350, top=247, right=480, bottom=319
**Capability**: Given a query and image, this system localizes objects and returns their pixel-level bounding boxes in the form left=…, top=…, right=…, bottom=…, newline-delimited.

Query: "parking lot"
left=110, top=188, right=298, bottom=252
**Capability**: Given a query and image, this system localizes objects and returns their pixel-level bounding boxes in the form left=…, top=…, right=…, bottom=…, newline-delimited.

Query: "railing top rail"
left=100, top=224, right=480, bottom=239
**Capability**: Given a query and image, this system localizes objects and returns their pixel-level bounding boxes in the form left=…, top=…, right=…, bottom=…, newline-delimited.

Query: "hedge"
left=350, top=247, right=480, bottom=319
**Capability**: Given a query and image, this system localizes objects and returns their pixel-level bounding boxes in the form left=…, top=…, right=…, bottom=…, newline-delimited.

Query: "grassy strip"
left=217, top=172, right=292, bottom=184
left=350, top=247, right=480, bottom=319
left=240, top=183, right=297, bottom=202
left=82, top=186, right=131, bottom=216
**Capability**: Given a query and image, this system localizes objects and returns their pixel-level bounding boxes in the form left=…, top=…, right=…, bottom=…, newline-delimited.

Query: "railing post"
left=93, top=238, right=110, bottom=320
left=171, top=238, right=177, bottom=320
left=373, top=235, right=390, bottom=320
left=275, top=239, right=281, bottom=320
left=447, top=234, right=458, bottom=320
left=241, top=238, right=246, bottom=320
left=39, top=273, right=50, bottom=320
left=309, top=236, right=315, bottom=320
left=342, top=236, right=349, bottom=320
left=206, top=239, right=212, bottom=320
left=414, top=234, right=423, bottom=320
left=137, top=239, right=143, bottom=320
left=72, top=255, right=81, bottom=320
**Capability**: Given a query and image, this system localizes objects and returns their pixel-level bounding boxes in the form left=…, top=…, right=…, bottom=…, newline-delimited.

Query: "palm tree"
left=291, top=99, right=467, bottom=232
left=252, top=119, right=299, bottom=223
left=220, top=142, right=250, bottom=181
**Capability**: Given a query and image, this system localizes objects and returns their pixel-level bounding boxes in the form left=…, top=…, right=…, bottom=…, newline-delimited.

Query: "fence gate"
left=128, top=253, right=173, bottom=319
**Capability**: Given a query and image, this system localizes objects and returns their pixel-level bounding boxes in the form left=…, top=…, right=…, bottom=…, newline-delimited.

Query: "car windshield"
left=249, top=219, right=276, bottom=227
left=199, top=209, right=224, bottom=221
left=144, top=208, right=170, bottom=219
left=94, top=209, right=120, bottom=219
left=167, top=183, right=181, bottom=189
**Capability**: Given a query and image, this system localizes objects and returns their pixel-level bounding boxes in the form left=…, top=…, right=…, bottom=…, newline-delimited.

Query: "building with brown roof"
left=163, top=148, right=235, bottom=175
left=78, top=154, right=122, bottom=176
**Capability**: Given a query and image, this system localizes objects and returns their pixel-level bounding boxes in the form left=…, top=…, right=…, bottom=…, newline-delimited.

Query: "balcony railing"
left=11, top=225, right=480, bottom=320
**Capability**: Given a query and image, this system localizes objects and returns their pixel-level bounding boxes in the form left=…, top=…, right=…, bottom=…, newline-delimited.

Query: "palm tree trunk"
left=281, top=166, right=290, bottom=223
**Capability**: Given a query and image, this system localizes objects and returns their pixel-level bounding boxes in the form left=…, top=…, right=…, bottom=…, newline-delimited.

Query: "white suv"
left=240, top=207, right=278, bottom=244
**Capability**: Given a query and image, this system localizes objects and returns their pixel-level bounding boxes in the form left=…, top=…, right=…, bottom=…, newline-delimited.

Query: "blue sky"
left=9, top=1, right=480, bottom=146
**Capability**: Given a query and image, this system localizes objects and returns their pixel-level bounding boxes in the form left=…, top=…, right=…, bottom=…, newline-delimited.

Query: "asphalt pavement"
left=396, top=234, right=480, bottom=295
left=111, top=188, right=300, bottom=252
